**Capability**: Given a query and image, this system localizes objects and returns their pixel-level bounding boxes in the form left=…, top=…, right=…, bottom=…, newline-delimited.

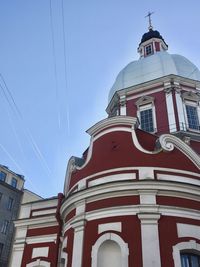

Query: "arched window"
left=97, top=240, right=121, bottom=267
left=91, top=233, right=129, bottom=267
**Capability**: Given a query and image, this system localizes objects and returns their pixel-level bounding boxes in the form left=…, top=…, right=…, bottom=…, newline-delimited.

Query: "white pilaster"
left=165, top=87, right=177, bottom=132
left=119, top=95, right=126, bottom=115
left=138, top=213, right=161, bottom=267
left=71, top=217, right=86, bottom=267
left=175, top=89, right=186, bottom=130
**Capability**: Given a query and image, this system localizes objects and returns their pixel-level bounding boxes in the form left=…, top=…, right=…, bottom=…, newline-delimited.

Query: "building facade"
left=0, top=165, right=25, bottom=267
left=10, top=26, right=200, bottom=267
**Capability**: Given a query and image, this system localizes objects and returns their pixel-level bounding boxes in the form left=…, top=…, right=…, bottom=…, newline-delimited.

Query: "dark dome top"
left=140, top=29, right=168, bottom=47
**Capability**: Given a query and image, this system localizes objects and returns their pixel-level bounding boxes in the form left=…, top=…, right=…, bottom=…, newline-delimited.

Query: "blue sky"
left=0, top=1, right=200, bottom=197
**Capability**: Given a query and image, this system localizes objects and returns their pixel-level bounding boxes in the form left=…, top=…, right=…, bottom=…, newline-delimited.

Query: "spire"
left=145, top=11, right=154, bottom=31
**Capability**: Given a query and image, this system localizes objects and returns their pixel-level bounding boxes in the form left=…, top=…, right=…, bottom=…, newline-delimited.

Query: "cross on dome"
left=145, top=11, right=154, bottom=31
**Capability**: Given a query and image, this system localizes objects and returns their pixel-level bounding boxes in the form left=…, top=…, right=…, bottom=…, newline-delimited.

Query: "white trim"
left=165, top=90, right=177, bottom=132
left=32, top=208, right=56, bottom=217
left=66, top=166, right=199, bottom=196
left=157, top=173, right=200, bottom=187
left=71, top=218, right=86, bottom=267
left=173, top=240, right=200, bottom=267
left=88, top=173, right=136, bottom=187
left=86, top=116, right=138, bottom=137
left=26, top=234, right=57, bottom=244
left=159, top=134, right=200, bottom=169
left=91, top=233, right=129, bottom=267
left=177, top=223, right=200, bottom=240
left=175, top=91, right=186, bottom=130
left=26, top=259, right=50, bottom=267
left=98, top=222, right=122, bottom=234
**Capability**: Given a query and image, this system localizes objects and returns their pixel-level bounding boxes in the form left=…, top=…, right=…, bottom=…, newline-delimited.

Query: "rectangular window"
left=186, top=105, right=200, bottom=130
left=11, top=177, right=17, bottom=188
left=0, top=243, right=3, bottom=257
left=140, top=108, right=154, bottom=132
left=181, top=253, right=200, bottom=267
left=145, top=44, right=153, bottom=56
left=7, top=197, right=13, bottom=211
left=1, top=220, right=9, bottom=234
left=0, top=171, right=6, bottom=182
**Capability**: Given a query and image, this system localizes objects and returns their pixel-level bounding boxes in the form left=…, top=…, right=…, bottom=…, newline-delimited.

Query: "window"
left=1, top=220, right=9, bottom=234
left=0, top=171, right=6, bottom=182
left=7, top=197, right=13, bottom=210
left=186, top=105, right=200, bottom=130
left=11, top=177, right=17, bottom=188
left=181, top=253, right=200, bottom=267
left=145, top=44, right=153, bottom=55
left=135, top=96, right=157, bottom=133
left=140, top=108, right=154, bottom=132
left=0, top=243, right=3, bottom=257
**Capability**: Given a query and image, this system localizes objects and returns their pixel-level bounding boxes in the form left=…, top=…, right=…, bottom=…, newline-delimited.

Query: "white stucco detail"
left=26, top=234, right=57, bottom=244
left=91, top=233, right=129, bottom=267
left=138, top=167, right=155, bottom=179
left=9, top=243, right=25, bottom=267
left=138, top=213, right=161, bottom=267
left=177, top=223, right=200, bottom=240
left=157, top=173, right=200, bottom=186
left=32, top=208, right=56, bottom=217
left=98, top=222, right=122, bottom=234
left=32, top=247, right=49, bottom=258
left=88, top=173, right=136, bottom=187
left=165, top=90, right=177, bottom=132
left=159, top=134, right=200, bottom=169
left=71, top=218, right=86, bottom=267
left=175, top=91, right=186, bottom=130
left=173, top=240, right=200, bottom=267
left=139, top=190, right=157, bottom=204
left=26, top=259, right=50, bottom=267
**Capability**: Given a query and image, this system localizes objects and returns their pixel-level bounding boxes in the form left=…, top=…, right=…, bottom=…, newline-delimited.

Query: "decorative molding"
left=159, top=134, right=200, bottom=169
left=135, top=95, right=154, bottom=107
left=26, top=259, right=50, bottom=267
left=26, top=234, right=57, bottom=244
left=177, top=223, right=200, bottom=240
left=98, top=222, right=122, bottom=234
left=181, top=91, right=200, bottom=102
left=86, top=116, right=138, bottom=137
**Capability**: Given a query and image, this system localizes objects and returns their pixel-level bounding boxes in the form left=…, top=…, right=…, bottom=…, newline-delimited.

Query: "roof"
left=108, top=51, right=200, bottom=102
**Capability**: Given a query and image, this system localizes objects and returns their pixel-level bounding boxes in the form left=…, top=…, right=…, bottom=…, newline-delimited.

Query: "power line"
left=61, top=0, right=70, bottom=135
left=49, top=0, right=61, bottom=129
left=0, top=74, right=52, bottom=177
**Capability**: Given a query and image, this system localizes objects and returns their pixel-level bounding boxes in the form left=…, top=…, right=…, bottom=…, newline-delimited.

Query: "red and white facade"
left=10, top=27, right=200, bottom=267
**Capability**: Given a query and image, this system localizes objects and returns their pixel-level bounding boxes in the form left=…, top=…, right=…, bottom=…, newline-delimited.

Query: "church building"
left=9, top=18, right=200, bottom=267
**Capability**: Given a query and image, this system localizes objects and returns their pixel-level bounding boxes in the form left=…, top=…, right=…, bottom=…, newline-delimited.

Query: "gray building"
left=0, top=165, right=24, bottom=267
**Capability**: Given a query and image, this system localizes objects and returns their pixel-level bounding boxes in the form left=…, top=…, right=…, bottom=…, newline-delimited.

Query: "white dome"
left=108, top=51, right=200, bottom=102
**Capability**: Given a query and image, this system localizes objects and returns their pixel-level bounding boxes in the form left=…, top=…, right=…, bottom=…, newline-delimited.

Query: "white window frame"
left=173, top=240, right=200, bottom=267
left=26, top=259, right=50, bottom=267
left=91, top=233, right=129, bottom=267
left=183, top=100, right=200, bottom=132
left=137, top=103, right=157, bottom=133
left=145, top=43, right=153, bottom=56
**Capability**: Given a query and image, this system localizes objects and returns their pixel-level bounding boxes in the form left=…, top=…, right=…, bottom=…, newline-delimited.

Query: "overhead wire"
left=0, top=74, right=52, bottom=177
left=49, top=0, right=61, bottom=129
left=61, top=0, right=70, bottom=135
